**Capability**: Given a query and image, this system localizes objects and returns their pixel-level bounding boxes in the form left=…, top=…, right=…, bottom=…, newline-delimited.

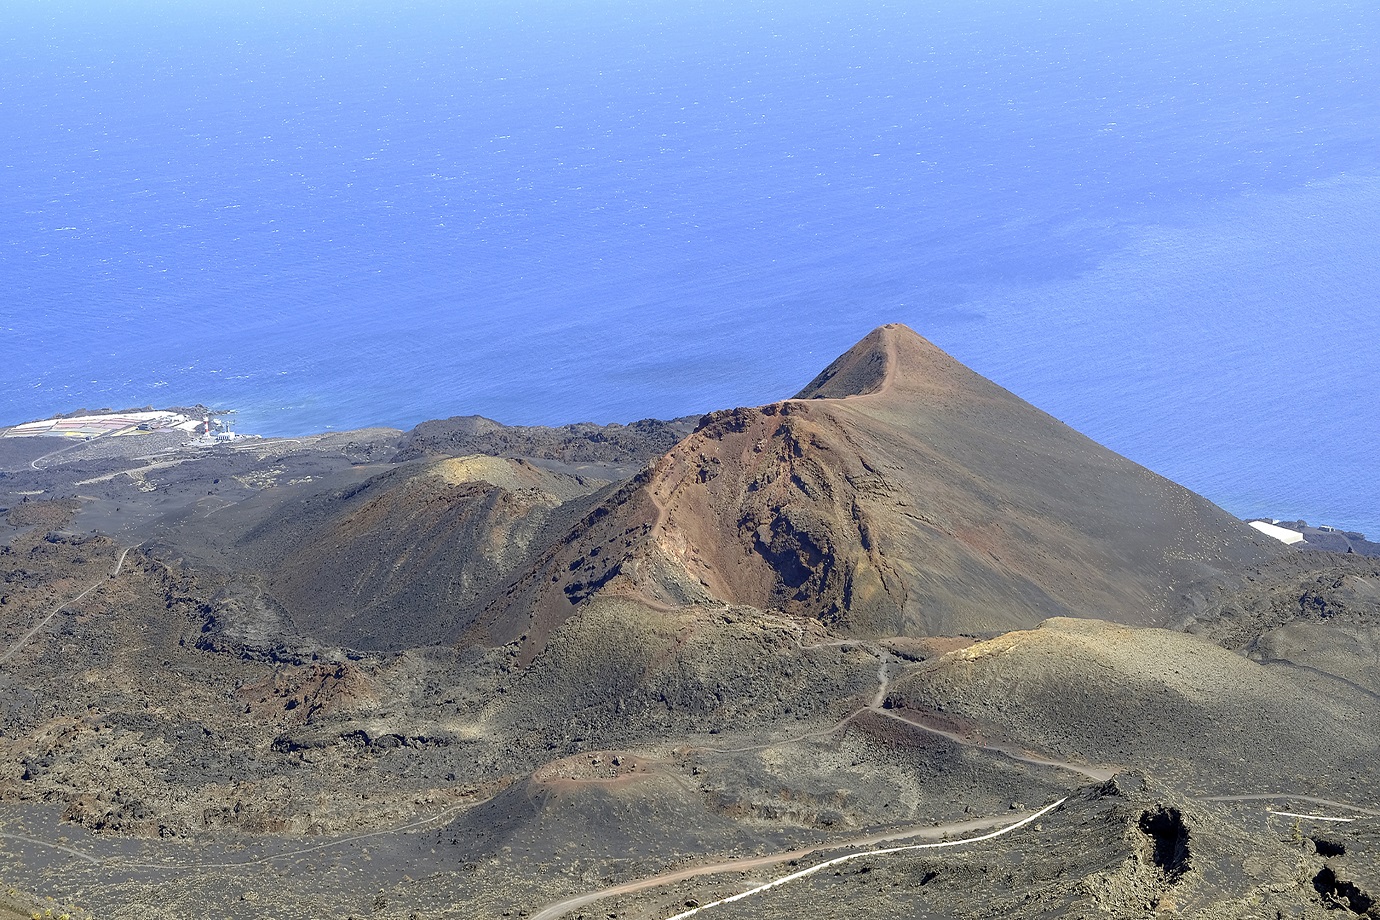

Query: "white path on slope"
left=870, top=646, right=891, bottom=709
left=0, top=543, right=140, bottom=667
left=529, top=805, right=1057, bottom=920
left=1205, top=794, right=1380, bottom=818
left=74, top=459, right=186, bottom=486
left=29, top=439, right=86, bottom=471
left=1268, top=811, right=1356, bottom=823
left=0, top=832, right=104, bottom=865
left=661, top=798, right=1067, bottom=920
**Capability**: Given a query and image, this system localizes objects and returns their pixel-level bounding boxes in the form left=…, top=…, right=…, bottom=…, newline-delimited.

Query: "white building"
left=1248, top=520, right=1305, bottom=545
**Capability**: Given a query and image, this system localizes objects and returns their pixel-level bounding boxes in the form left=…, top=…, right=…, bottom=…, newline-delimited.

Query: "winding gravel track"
left=28, top=439, right=86, bottom=471
left=0, top=543, right=140, bottom=667
left=1268, top=811, right=1356, bottom=823
left=4, top=543, right=1371, bottom=911
left=1205, top=794, right=1380, bottom=818
left=706, top=636, right=1114, bottom=782
left=661, top=798, right=1066, bottom=920
left=0, top=832, right=104, bottom=865
left=529, top=801, right=1065, bottom=920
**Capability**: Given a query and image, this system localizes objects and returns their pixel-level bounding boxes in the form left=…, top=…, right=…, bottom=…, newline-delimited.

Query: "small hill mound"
left=884, top=617, right=1380, bottom=795
left=237, top=457, right=609, bottom=650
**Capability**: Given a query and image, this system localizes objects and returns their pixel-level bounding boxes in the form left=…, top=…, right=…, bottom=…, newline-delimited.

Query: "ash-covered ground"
left=4, top=328, right=1379, bottom=919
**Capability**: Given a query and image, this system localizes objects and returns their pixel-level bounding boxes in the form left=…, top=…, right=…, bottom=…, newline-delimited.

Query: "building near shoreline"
left=1247, top=520, right=1306, bottom=545
left=1, top=411, right=203, bottom=440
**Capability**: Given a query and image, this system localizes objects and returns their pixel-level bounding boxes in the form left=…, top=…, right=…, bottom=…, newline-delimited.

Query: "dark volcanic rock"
left=392, top=414, right=698, bottom=465
left=3, top=325, right=1378, bottom=920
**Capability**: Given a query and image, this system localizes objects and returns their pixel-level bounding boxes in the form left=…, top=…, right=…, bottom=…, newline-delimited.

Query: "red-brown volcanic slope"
left=475, top=325, right=1279, bottom=659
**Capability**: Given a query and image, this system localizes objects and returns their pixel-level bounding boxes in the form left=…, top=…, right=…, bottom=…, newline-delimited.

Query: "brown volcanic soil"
left=231, top=456, right=614, bottom=651
left=883, top=617, right=1380, bottom=798
left=3, top=325, right=1380, bottom=920
left=479, top=324, right=1281, bottom=659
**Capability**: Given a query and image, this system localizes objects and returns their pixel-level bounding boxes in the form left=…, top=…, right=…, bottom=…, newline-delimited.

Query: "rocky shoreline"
left=1247, top=517, right=1380, bottom=557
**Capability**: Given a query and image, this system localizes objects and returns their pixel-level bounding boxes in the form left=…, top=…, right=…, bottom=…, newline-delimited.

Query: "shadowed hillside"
left=234, top=457, right=615, bottom=651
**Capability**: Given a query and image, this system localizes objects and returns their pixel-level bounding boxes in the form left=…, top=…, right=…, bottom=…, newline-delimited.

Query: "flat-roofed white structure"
left=1, top=411, right=199, bottom=439
left=1248, top=520, right=1305, bottom=545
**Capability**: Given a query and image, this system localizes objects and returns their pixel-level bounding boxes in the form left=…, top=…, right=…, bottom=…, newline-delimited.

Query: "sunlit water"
left=3, top=0, right=1377, bottom=533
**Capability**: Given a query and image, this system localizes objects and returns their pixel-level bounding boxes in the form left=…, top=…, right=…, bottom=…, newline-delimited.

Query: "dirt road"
left=531, top=799, right=1066, bottom=920
left=1205, top=793, right=1380, bottom=818
left=0, top=543, right=139, bottom=667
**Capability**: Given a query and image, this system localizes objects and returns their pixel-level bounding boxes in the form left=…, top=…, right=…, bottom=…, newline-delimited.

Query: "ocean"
left=3, top=0, right=1377, bottom=535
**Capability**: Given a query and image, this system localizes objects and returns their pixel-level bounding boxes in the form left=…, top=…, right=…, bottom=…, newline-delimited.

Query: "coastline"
left=2, top=403, right=1374, bottom=556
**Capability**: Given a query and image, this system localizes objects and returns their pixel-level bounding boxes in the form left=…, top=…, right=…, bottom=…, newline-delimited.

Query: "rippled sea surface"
left=3, top=0, right=1377, bottom=533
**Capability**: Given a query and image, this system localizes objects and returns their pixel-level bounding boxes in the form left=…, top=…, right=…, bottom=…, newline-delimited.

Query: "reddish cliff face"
left=472, top=324, right=1280, bottom=660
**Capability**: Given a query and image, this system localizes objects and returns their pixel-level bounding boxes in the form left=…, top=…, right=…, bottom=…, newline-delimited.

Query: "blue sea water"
left=2, top=0, right=1377, bottom=535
